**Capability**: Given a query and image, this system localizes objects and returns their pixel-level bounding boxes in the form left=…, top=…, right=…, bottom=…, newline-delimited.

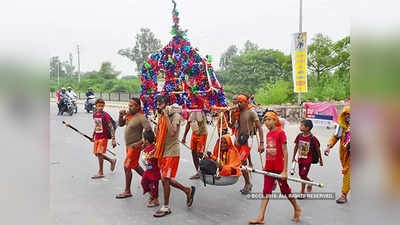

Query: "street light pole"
left=298, top=0, right=303, bottom=106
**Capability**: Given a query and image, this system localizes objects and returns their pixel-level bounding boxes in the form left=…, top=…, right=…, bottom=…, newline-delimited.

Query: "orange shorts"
left=94, top=139, right=108, bottom=155
left=124, top=147, right=141, bottom=169
left=160, top=157, right=180, bottom=179
left=190, top=133, right=208, bottom=153
left=238, top=145, right=251, bottom=162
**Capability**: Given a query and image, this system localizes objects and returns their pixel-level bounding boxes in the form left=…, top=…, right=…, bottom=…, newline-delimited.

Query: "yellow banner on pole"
left=291, top=32, right=308, bottom=93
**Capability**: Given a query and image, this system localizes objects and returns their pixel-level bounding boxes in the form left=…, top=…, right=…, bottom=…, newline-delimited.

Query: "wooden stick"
left=241, top=166, right=324, bottom=188
left=62, top=121, right=117, bottom=156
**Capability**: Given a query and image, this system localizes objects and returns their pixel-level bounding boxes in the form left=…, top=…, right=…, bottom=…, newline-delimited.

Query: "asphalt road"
left=50, top=103, right=351, bottom=225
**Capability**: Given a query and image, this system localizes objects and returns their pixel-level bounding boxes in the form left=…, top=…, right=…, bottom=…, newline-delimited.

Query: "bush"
left=255, top=79, right=295, bottom=105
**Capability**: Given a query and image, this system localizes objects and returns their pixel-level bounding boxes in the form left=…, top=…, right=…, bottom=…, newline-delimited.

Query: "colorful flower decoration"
left=140, top=0, right=226, bottom=115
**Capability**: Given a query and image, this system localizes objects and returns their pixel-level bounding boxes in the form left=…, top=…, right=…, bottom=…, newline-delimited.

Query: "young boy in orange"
left=249, top=112, right=301, bottom=224
left=91, top=98, right=117, bottom=179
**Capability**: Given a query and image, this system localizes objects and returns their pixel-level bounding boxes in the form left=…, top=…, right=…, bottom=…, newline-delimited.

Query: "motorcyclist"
left=67, top=87, right=77, bottom=99
left=86, top=87, right=94, bottom=98
left=85, top=87, right=95, bottom=112
left=57, top=88, right=68, bottom=115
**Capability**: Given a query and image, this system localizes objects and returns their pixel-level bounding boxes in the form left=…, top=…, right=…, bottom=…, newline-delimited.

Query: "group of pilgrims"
left=86, top=93, right=351, bottom=223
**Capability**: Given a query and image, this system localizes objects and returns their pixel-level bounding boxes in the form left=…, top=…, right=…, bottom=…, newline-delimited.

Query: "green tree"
left=219, top=45, right=238, bottom=70
left=242, top=40, right=259, bottom=54
left=118, top=28, right=162, bottom=72
left=220, top=49, right=291, bottom=94
left=98, top=62, right=121, bottom=79
left=307, top=34, right=350, bottom=81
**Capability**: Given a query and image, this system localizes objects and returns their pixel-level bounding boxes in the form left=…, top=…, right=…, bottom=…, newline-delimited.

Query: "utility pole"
left=77, top=45, right=81, bottom=89
left=298, top=0, right=303, bottom=106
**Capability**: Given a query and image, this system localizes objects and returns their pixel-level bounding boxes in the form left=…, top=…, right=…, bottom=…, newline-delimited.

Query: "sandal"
left=115, top=193, right=132, bottom=199
left=153, top=206, right=172, bottom=217
left=248, top=219, right=264, bottom=224
left=91, top=174, right=104, bottom=179
left=187, top=186, right=196, bottom=207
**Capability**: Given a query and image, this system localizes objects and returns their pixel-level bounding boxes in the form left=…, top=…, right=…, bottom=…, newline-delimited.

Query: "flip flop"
left=147, top=200, right=160, bottom=208
left=187, top=186, right=196, bottom=207
left=248, top=220, right=264, bottom=224
left=153, top=208, right=172, bottom=217
left=91, top=175, right=104, bottom=179
left=115, top=193, right=132, bottom=199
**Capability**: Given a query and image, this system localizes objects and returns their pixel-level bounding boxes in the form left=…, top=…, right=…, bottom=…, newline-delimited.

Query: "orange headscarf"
left=154, top=114, right=167, bottom=166
left=212, top=135, right=242, bottom=176
left=125, top=99, right=143, bottom=121
left=264, top=111, right=282, bottom=130
left=237, top=95, right=248, bottom=103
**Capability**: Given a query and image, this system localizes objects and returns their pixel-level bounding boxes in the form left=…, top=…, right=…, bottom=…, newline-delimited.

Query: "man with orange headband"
left=115, top=97, right=152, bottom=199
left=182, top=106, right=208, bottom=180
left=249, top=111, right=301, bottom=224
left=153, top=95, right=195, bottom=217
left=91, top=98, right=117, bottom=179
left=236, top=94, right=264, bottom=194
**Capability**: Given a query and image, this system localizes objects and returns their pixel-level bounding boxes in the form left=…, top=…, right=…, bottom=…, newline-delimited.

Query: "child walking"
left=249, top=111, right=301, bottom=224
left=91, top=98, right=117, bottom=179
left=141, top=130, right=161, bottom=207
left=292, top=119, right=323, bottom=199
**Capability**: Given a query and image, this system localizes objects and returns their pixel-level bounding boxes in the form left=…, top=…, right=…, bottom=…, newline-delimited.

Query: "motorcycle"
left=59, top=97, right=74, bottom=116
left=85, top=95, right=96, bottom=113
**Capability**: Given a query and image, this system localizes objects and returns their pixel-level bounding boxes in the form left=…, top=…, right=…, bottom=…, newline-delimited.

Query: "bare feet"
left=189, top=172, right=200, bottom=180
left=292, top=207, right=302, bottom=222
left=240, top=184, right=253, bottom=194
left=248, top=218, right=264, bottom=224
left=110, top=159, right=117, bottom=172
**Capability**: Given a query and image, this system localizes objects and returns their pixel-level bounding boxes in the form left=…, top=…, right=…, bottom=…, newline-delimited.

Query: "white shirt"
left=67, top=91, right=77, bottom=99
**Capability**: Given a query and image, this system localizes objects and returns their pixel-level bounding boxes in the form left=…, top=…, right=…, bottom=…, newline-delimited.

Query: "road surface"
left=50, top=103, right=350, bottom=225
